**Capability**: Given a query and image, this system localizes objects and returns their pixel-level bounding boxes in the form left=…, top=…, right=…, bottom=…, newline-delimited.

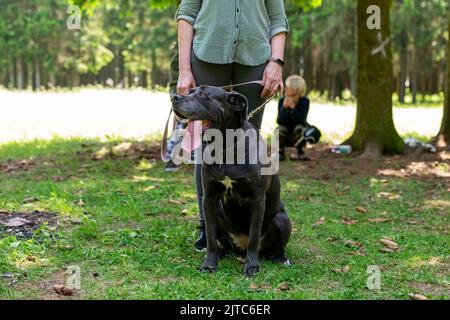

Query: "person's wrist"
left=179, top=66, right=192, bottom=73
left=269, top=57, right=285, bottom=67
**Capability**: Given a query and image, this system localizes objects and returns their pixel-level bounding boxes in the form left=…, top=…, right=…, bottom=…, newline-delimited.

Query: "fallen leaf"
left=333, top=265, right=350, bottom=273
left=344, top=240, right=362, bottom=248
left=368, top=217, right=389, bottom=223
left=356, top=207, right=367, bottom=213
left=26, top=256, right=36, bottom=262
left=409, top=293, right=428, bottom=300
left=312, top=217, right=326, bottom=228
left=377, top=192, right=399, bottom=200
left=259, top=283, right=271, bottom=290
left=350, top=250, right=367, bottom=257
left=53, top=284, right=74, bottom=296
left=380, top=238, right=399, bottom=251
left=112, top=142, right=132, bottom=155
left=248, top=283, right=271, bottom=290
left=341, top=217, right=358, bottom=225
left=168, top=199, right=186, bottom=206
left=277, top=282, right=290, bottom=291
left=92, top=147, right=110, bottom=160
left=249, top=283, right=259, bottom=290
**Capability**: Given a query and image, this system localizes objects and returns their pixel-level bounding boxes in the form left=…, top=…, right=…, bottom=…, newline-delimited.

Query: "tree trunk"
left=16, top=58, right=24, bottom=90
left=398, top=30, right=408, bottom=104
left=345, top=0, right=405, bottom=155
left=151, top=47, right=157, bottom=89
left=9, top=58, right=16, bottom=89
left=34, top=59, right=41, bottom=91
left=304, top=26, right=313, bottom=87
left=436, top=4, right=450, bottom=145
left=141, top=71, right=148, bottom=88
left=49, top=71, right=56, bottom=89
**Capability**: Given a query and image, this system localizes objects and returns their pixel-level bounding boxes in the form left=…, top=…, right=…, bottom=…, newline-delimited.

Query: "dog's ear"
left=227, top=92, right=248, bottom=121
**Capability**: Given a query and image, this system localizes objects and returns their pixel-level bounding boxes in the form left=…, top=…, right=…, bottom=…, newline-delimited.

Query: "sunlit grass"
left=0, top=137, right=448, bottom=299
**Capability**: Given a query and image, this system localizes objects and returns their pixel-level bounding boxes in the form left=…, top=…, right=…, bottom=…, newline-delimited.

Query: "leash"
left=161, top=81, right=277, bottom=162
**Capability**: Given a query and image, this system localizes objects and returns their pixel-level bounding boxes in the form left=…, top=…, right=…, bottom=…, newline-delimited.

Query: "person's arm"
left=277, top=98, right=289, bottom=125
left=175, top=0, right=202, bottom=95
left=293, top=98, right=310, bottom=126
left=177, top=20, right=196, bottom=95
left=261, top=0, right=289, bottom=98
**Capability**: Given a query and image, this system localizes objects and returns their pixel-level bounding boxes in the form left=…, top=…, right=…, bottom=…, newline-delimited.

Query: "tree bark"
left=141, top=71, right=148, bottom=88
left=9, top=57, right=16, bottom=89
left=16, top=58, right=24, bottom=90
left=34, top=59, right=41, bottom=91
left=345, top=0, right=405, bottom=155
left=151, top=47, right=157, bottom=89
left=398, top=30, right=408, bottom=104
left=436, top=4, right=450, bottom=145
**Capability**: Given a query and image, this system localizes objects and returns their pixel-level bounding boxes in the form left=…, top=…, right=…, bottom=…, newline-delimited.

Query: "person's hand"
left=177, top=69, right=196, bottom=96
left=283, top=97, right=296, bottom=109
left=261, top=61, right=283, bottom=99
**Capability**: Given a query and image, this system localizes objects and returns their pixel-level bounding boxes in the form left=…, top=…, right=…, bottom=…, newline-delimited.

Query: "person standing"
left=175, top=0, right=289, bottom=250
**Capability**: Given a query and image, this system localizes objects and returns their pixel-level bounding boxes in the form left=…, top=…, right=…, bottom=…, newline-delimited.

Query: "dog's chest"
left=217, top=176, right=253, bottom=200
left=219, top=176, right=236, bottom=192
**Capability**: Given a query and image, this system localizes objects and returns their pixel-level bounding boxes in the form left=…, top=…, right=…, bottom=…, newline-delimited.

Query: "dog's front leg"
left=199, top=193, right=219, bottom=273
left=245, top=195, right=265, bottom=277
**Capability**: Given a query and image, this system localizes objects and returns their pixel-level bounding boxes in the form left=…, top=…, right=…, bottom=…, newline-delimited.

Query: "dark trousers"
left=279, top=125, right=307, bottom=155
left=190, top=50, right=268, bottom=226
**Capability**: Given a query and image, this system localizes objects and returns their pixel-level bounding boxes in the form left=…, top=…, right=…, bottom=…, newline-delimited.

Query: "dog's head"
left=172, top=85, right=248, bottom=131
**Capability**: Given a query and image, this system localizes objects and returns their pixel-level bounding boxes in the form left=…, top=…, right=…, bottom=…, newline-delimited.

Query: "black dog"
left=172, top=86, right=291, bottom=277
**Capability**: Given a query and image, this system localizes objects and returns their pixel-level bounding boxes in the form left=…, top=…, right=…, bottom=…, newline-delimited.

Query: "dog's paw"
left=244, top=262, right=260, bottom=278
left=199, top=260, right=218, bottom=273
left=273, top=255, right=292, bottom=266
left=283, top=259, right=292, bottom=267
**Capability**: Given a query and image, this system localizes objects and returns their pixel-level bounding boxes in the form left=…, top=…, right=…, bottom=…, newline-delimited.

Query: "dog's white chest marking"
left=219, top=176, right=236, bottom=192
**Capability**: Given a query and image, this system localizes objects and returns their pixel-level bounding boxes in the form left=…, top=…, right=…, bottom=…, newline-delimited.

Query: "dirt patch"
left=0, top=211, right=58, bottom=239
left=11, top=269, right=81, bottom=300
left=287, top=144, right=450, bottom=183
left=410, top=281, right=450, bottom=297
left=0, top=159, right=36, bottom=174
left=89, top=141, right=160, bottom=161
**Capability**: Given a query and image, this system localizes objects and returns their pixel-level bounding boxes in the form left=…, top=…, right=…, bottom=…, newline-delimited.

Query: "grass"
left=0, top=137, right=448, bottom=300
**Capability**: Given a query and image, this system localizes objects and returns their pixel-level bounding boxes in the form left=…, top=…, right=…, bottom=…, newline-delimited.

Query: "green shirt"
left=176, top=0, right=289, bottom=66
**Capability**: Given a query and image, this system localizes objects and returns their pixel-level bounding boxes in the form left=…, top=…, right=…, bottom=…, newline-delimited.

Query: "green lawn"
left=0, top=137, right=448, bottom=300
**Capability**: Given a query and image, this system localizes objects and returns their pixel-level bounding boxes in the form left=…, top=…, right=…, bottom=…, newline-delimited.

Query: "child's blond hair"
left=286, top=75, right=307, bottom=98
